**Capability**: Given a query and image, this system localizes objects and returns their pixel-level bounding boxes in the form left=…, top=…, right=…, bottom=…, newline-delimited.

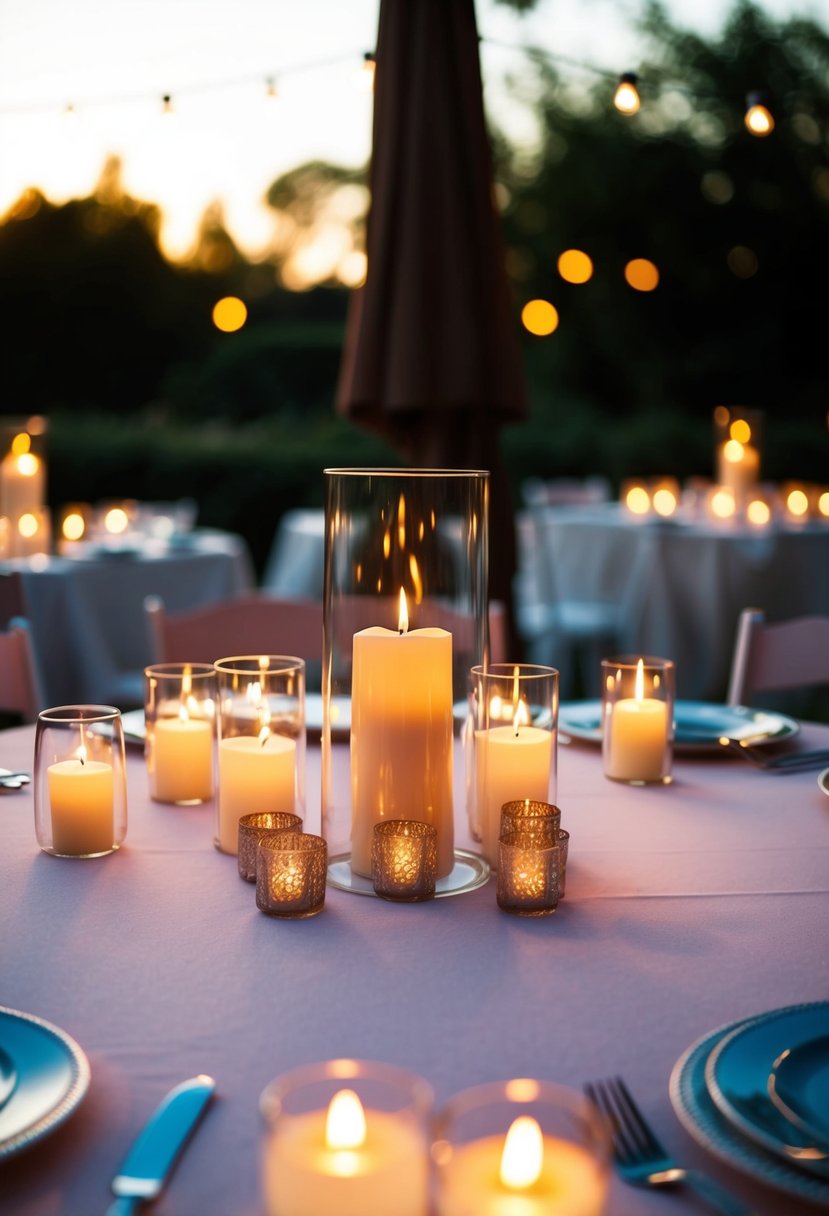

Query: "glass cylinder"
left=468, top=664, right=558, bottom=868
left=497, top=832, right=560, bottom=916
left=214, top=656, right=306, bottom=855
left=260, top=1059, right=433, bottom=1216
left=255, top=832, right=327, bottom=919
left=601, top=656, right=675, bottom=785
left=322, top=468, right=491, bottom=897
left=0, top=416, right=48, bottom=557
left=371, top=820, right=438, bottom=902
left=433, top=1078, right=611, bottom=1216
left=34, top=705, right=127, bottom=857
left=143, top=662, right=216, bottom=805
left=238, top=810, right=303, bottom=883
left=713, top=406, right=763, bottom=505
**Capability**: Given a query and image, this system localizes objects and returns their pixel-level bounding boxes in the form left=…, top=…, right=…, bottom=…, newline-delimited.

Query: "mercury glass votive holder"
left=214, top=655, right=306, bottom=856
left=432, top=1078, right=611, bottom=1216
left=260, top=1059, right=434, bottom=1216
left=601, top=656, right=675, bottom=785
left=371, top=820, right=438, bottom=902
left=558, top=827, right=570, bottom=898
left=497, top=831, right=560, bottom=916
left=34, top=705, right=127, bottom=858
left=238, top=811, right=303, bottom=883
left=499, top=799, right=561, bottom=847
left=256, top=831, right=327, bottom=918
left=143, top=662, right=216, bottom=805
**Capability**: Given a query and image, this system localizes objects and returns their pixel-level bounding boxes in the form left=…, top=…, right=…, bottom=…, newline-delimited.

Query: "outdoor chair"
left=0, top=618, right=43, bottom=724
left=726, top=607, right=829, bottom=706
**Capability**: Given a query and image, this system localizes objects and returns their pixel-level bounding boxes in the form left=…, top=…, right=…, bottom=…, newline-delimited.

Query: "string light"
left=613, top=72, right=641, bottom=116
left=744, top=90, right=775, bottom=136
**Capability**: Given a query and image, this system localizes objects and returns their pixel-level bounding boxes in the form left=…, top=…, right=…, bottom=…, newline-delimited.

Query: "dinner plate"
left=819, top=768, right=829, bottom=797
left=770, top=1033, right=829, bottom=1150
left=0, top=1006, right=90, bottom=1160
left=669, top=1009, right=829, bottom=1205
left=706, top=1003, right=829, bottom=1175
left=559, top=700, right=799, bottom=753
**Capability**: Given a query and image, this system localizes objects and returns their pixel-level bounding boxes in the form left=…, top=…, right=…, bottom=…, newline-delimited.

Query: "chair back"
left=727, top=607, right=829, bottom=706
left=0, top=619, right=42, bottom=723
left=144, top=594, right=323, bottom=667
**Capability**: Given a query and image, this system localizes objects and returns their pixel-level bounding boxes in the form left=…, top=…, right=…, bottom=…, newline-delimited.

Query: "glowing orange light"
left=786, top=488, right=809, bottom=517
left=652, top=487, right=678, bottom=517
left=745, top=95, right=774, bottom=137
left=624, top=259, right=659, bottom=292
left=614, top=73, right=640, bottom=116
left=625, top=485, right=650, bottom=515
left=557, top=249, right=593, bottom=284
left=521, top=299, right=559, bottom=336
left=729, top=419, right=751, bottom=444
left=62, top=511, right=86, bottom=541
left=10, top=432, right=31, bottom=456
left=746, top=499, right=771, bottom=527
left=18, top=512, right=39, bottom=538
left=711, top=488, right=736, bottom=519
left=500, top=1116, right=544, bottom=1190
left=212, top=296, right=247, bottom=333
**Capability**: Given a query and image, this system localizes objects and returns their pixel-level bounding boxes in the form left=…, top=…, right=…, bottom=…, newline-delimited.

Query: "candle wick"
left=80, top=753, right=85, bottom=766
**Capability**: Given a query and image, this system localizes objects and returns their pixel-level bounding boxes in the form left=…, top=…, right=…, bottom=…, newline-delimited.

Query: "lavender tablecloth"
left=1, top=723, right=828, bottom=1215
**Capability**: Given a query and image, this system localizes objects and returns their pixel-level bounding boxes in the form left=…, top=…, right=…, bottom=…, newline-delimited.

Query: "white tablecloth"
left=2, top=723, right=828, bottom=1215
left=521, top=505, right=829, bottom=700
left=4, top=530, right=255, bottom=708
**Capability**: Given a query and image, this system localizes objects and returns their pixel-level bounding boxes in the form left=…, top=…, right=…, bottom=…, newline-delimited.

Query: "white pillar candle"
left=438, top=1117, right=607, bottom=1216
left=264, top=1089, right=429, bottom=1216
left=475, top=726, right=552, bottom=867
left=217, top=734, right=296, bottom=854
left=0, top=449, right=45, bottom=521
left=48, top=757, right=114, bottom=856
left=152, top=717, right=213, bottom=804
left=605, top=659, right=668, bottom=782
left=350, top=592, right=453, bottom=878
left=717, top=440, right=760, bottom=498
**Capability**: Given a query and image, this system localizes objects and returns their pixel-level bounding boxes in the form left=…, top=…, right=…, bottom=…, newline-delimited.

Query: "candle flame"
left=634, top=658, right=645, bottom=702
left=325, top=1089, right=366, bottom=1151
left=246, top=680, right=262, bottom=705
left=182, top=666, right=192, bottom=696
left=500, top=1115, right=543, bottom=1190
left=77, top=745, right=87, bottom=766
left=398, top=587, right=409, bottom=635
left=178, top=704, right=189, bottom=724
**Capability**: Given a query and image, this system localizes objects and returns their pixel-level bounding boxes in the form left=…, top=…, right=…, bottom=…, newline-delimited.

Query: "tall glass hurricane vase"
left=322, top=469, right=491, bottom=896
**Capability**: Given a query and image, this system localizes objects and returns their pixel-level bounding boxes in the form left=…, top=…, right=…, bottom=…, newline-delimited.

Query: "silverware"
left=106, top=1074, right=215, bottom=1215
left=0, top=768, right=31, bottom=789
left=585, top=1076, right=754, bottom=1215
left=718, top=738, right=829, bottom=772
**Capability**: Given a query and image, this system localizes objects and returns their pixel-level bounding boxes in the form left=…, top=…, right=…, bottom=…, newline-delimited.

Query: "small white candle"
left=217, top=733, right=296, bottom=854
left=438, top=1115, right=607, bottom=1216
left=48, top=749, right=114, bottom=856
left=605, top=659, right=668, bottom=782
left=264, top=1088, right=429, bottom=1216
left=350, top=590, right=453, bottom=878
left=476, top=714, right=552, bottom=867
left=152, top=714, right=213, bottom=803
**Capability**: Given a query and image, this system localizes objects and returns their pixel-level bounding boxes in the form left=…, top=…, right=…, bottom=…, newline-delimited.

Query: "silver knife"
left=106, top=1075, right=216, bottom=1216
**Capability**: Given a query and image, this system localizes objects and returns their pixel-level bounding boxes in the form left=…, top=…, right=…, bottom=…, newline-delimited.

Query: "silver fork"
left=585, top=1076, right=755, bottom=1215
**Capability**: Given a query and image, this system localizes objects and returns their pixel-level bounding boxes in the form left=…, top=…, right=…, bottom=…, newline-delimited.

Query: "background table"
left=2, top=529, right=255, bottom=708
left=2, top=723, right=828, bottom=1214
left=521, top=504, right=829, bottom=700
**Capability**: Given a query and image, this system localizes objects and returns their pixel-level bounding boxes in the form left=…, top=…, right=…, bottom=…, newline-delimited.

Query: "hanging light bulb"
left=744, top=90, right=774, bottom=136
left=614, top=71, right=640, bottom=115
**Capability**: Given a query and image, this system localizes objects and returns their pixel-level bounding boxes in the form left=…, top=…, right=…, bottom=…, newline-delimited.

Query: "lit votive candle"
left=153, top=713, right=213, bottom=804
left=238, top=811, right=302, bottom=883
left=371, top=820, right=438, bottom=902
left=261, top=1060, right=432, bottom=1216
left=255, top=831, right=327, bottom=918
left=217, top=733, right=297, bottom=855
left=48, top=750, right=114, bottom=857
left=499, top=799, right=561, bottom=848
left=475, top=718, right=553, bottom=868
left=497, top=832, right=559, bottom=916
left=602, top=657, right=674, bottom=785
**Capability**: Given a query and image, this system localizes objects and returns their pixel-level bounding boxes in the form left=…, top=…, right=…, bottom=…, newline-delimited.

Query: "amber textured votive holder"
left=497, top=831, right=559, bottom=916
left=558, top=828, right=570, bottom=898
left=255, top=832, right=327, bottom=919
left=371, top=820, right=438, bottom=902
left=499, top=799, right=561, bottom=847
left=238, top=811, right=303, bottom=883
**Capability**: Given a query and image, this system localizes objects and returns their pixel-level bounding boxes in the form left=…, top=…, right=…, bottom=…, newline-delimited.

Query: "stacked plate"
left=669, top=1002, right=829, bottom=1205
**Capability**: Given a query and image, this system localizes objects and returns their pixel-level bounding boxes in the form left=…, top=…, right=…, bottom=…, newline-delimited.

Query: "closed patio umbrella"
left=336, top=0, right=528, bottom=647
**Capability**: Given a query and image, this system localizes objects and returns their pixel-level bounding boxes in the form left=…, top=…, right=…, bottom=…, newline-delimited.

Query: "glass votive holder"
left=601, top=656, right=675, bottom=785
left=238, top=811, right=303, bottom=883
left=432, top=1078, right=611, bottom=1216
left=499, top=799, right=561, bottom=847
left=260, top=1058, right=434, bottom=1216
left=256, top=832, right=327, bottom=919
left=143, top=662, right=216, bottom=805
left=468, top=663, right=558, bottom=868
left=371, top=820, right=438, bottom=902
left=497, top=832, right=560, bottom=916
left=558, top=827, right=570, bottom=898
left=214, top=655, right=306, bottom=855
left=34, top=705, right=127, bottom=858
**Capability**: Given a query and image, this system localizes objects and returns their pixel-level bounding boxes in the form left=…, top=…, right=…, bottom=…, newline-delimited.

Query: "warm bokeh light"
left=62, top=511, right=86, bottom=541
left=746, top=498, right=771, bottom=526
left=337, top=249, right=367, bottom=287
left=18, top=513, right=39, bottom=538
left=16, top=452, right=39, bottom=477
left=786, top=488, right=809, bottom=517
left=325, top=1089, right=366, bottom=1151
left=624, top=258, right=659, bottom=291
left=521, top=299, right=559, bottom=336
left=500, top=1117, right=544, bottom=1190
left=711, top=488, right=736, bottom=519
left=713, top=405, right=730, bottom=428
left=557, top=249, right=593, bottom=284
left=625, top=485, right=650, bottom=515
left=745, top=101, right=774, bottom=136
left=104, top=507, right=130, bottom=534
left=818, top=491, right=829, bottom=518
left=727, top=245, right=759, bottom=279
left=10, top=432, right=31, bottom=456
left=723, top=439, right=745, bottom=464
left=652, top=487, right=678, bottom=517
left=614, top=74, right=640, bottom=116
left=212, top=296, right=248, bottom=332
left=729, top=419, right=751, bottom=444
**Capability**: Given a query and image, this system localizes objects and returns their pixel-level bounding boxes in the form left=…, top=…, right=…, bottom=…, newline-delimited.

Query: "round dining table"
left=1, top=717, right=828, bottom=1214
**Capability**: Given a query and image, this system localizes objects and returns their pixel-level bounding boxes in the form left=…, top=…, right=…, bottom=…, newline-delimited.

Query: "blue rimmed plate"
left=560, top=700, right=799, bottom=753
